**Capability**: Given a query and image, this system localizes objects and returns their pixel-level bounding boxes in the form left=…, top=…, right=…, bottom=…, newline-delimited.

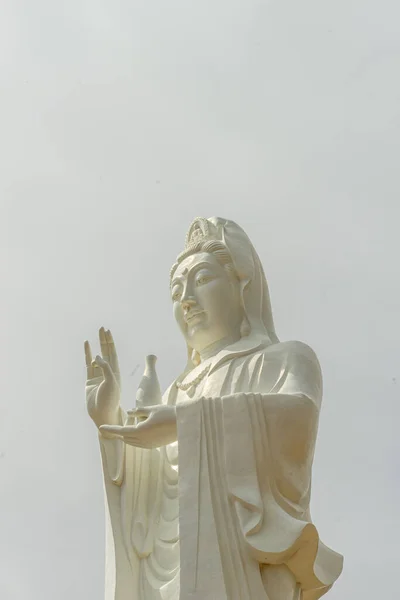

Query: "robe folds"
left=99, top=337, right=343, bottom=600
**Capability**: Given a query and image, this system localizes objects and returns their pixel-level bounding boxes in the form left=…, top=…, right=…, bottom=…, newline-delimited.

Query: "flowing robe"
left=99, top=338, right=343, bottom=600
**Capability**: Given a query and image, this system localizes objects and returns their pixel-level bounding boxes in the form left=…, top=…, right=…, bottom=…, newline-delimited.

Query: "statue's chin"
left=186, top=313, right=209, bottom=338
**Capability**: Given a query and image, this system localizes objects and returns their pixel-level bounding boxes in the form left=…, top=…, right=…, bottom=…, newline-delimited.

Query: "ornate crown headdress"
left=184, top=217, right=220, bottom=249
left=170, top=218, right=224, bottom=285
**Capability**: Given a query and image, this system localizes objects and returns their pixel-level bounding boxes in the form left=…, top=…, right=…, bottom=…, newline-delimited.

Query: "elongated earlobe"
left=191, top=349, right=201, bottom=366
left=240, top=316, right=251, bottom=337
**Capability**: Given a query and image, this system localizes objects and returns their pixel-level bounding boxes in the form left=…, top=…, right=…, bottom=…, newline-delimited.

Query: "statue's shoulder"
left=263, top=340, right=319, bottom=363
left=263, top=340, right=323, bottom=401
left=262, top=340, right=322, bottom=386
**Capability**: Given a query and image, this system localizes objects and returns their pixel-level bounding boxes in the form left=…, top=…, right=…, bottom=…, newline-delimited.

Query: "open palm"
left=85, top=327, right=121, bottom=428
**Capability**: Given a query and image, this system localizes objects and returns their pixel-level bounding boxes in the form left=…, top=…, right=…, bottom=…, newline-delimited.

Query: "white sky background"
left=1, top=1, right=400, bottom=598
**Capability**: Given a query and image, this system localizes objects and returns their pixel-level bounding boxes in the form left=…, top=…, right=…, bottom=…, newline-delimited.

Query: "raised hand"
left=85, top=327, right=121, bottom=428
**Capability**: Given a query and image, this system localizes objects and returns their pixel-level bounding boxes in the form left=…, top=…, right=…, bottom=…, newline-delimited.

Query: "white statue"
left=85, top=217, right=343, bottom=600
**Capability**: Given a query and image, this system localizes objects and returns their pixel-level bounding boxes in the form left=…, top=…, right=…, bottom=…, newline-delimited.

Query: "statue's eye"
left=171, top=288, right=182, bottom=301
left=196, top=274, right=211, bottom=286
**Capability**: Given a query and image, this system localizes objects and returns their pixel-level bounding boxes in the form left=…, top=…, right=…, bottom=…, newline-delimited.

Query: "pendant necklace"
left=175, top=364, right=211, bottom=392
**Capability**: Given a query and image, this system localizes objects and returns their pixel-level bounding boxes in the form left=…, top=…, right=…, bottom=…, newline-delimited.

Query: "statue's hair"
left=170, top=239, right=236, bottom=285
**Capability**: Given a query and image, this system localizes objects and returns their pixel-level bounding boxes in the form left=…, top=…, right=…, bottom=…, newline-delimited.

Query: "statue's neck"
left=199, top=333, right=241, bottom=362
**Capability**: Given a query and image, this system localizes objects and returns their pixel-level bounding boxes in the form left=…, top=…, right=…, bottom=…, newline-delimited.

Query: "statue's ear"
left=183, top=344, right=196, bottom=372
left=238, top=277, right=251, bottom=337
left=191, top=349, right=201, bottom=366
left=240, top=316, right=251, bottom=337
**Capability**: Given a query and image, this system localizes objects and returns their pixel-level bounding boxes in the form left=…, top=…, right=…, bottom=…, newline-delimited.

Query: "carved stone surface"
left=84, top=217, right=343, bottom=600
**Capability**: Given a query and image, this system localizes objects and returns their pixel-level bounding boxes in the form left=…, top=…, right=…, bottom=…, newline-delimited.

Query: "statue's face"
left=171, top=252, right=242, bottom=353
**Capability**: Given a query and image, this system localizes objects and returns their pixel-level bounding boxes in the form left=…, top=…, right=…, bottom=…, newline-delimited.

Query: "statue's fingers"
left=84, top=341, right=94, bottom=378
left=105, top=329, right=115, bottom=346
left=123, top=437, right=143, bottom=447
left=84, top=341, right=93, bottom=366
left=127, top=407, right=151, bottom=419
left=119, top=434, right=142, bottom=447
left=100, top=425, right=138, bottom=443
left=99, top=426, right=124, bottom=440
left=106, top=329, right=119, bottom=374
left=99, top=327, right=110, bottom=361
left=94, top=355, right=114, bottom=381
left=90, top=361, right=103, bottom=379
left=101, top=424, right=149, bottom=447
left=100, top=424, right=123, bottom=436
left=105, top=330, right=113, bottom=351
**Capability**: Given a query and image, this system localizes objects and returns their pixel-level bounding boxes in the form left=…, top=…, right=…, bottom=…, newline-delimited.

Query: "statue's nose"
left=181, top=297, right=196, bottom=312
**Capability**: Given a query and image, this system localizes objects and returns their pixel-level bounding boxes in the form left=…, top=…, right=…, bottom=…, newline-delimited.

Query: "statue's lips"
left=185, top=310, right=205, bottom=323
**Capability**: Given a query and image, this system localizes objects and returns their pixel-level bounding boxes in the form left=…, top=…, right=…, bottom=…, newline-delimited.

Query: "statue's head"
left=170, top=217, right=278, bottom=365
left=170, top=238, right=243, bottom=357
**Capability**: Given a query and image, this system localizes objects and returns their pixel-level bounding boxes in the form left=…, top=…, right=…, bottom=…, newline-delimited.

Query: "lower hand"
left=100, top=404, right=177, bottom=449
